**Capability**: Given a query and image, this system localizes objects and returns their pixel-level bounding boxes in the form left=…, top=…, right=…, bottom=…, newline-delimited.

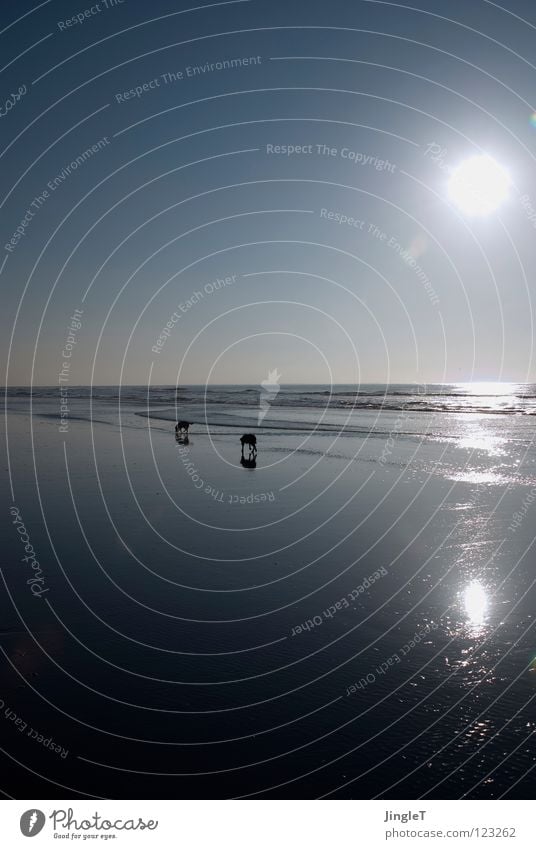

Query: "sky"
left=2, top=0, right=536, bottom=385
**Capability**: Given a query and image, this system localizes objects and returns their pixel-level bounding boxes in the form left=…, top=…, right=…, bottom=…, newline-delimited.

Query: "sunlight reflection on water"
left=457, top=430, right=508, bottom=456
left=448, top=469, right=511, bottom=485
left=464, top=580, right=488, bottom=628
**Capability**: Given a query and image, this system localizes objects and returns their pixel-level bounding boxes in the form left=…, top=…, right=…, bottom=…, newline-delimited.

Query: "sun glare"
left=464, top=581, right=488, bottom=627
left=448, top=155, right=511, bottom=216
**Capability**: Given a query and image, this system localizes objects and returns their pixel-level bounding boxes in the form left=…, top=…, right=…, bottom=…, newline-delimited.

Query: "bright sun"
left=448, top=154, right=511, bottom=216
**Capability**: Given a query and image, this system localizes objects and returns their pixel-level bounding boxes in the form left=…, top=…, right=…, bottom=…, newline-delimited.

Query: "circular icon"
left=20, top=810, right=46, bottom=837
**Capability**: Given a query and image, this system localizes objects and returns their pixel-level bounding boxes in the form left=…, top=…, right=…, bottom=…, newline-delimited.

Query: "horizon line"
left=3, top=380, right=530, bottom=388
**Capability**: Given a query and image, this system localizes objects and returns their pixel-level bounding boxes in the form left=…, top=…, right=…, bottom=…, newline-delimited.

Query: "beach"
left=1, top=385, right=536, bottom=798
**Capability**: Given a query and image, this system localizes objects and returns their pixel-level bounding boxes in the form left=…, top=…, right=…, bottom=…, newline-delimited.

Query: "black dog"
left=240, top=433, right=257, bottom=454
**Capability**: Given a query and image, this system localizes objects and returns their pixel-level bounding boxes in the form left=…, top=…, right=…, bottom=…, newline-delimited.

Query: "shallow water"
left=1, top=385, right=536, bottom=798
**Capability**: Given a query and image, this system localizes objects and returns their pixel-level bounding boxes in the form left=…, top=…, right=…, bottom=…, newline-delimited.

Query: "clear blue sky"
left=2, top=0, right=536, bottom=385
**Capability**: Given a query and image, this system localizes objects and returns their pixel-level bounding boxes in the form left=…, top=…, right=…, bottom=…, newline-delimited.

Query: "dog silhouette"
left=240, top=433, right=257, bottom=456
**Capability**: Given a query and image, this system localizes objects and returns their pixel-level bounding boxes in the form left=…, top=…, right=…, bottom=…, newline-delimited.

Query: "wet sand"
left=1, top=399, right=535, bottom=798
